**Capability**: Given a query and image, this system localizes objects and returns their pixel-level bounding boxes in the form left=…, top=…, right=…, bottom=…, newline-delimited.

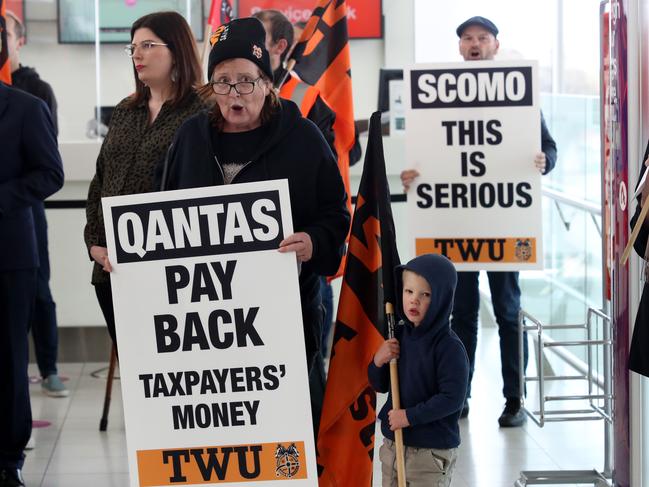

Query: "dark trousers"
left=304, top=294, right=325, bottom=441
left=451, top=271, right=528, bottom=399
left=0, top=269, right=36, bottom=470
left=94, top=280, right=117, bottom=348
left=30, top=202, right=59, bottom=378
left=319, top=276, right=334, bottom=357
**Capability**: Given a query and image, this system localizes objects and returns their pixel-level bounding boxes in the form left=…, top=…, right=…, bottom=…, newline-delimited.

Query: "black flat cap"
left=456, top=16, right=498, bottom=37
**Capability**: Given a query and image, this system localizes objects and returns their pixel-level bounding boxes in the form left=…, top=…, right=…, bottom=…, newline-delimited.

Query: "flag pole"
left=385, top=302, right=406, bottom=487
left=200, top=23, right=212, bottom=66
left=274, top=57, right=297, bottom=90
left=621, top=200, right=649, bottom=265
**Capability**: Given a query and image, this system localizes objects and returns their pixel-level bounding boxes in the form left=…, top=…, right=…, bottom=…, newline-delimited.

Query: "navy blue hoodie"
left=368, top=254, right=469, bottom=449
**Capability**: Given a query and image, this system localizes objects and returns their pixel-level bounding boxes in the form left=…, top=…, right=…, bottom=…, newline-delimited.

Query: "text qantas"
left=110, top=190, right=283, bottom=263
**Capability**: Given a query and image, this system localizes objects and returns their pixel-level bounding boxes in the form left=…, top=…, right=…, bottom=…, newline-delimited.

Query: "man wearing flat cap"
left=401, top=16, right=557, bottom=428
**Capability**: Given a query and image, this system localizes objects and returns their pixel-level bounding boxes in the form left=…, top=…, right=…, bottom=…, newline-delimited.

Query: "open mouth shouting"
left=468, top=49, right=482, bottom=60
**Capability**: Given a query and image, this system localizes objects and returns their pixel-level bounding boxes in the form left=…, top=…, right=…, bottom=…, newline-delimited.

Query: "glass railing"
left=519, top=93, right=604, bottom=365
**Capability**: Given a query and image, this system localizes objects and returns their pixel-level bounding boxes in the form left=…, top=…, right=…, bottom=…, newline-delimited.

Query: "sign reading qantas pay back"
left=405, top=60, right=544, bottom=271
left=102, top=180, right=317, bottom=486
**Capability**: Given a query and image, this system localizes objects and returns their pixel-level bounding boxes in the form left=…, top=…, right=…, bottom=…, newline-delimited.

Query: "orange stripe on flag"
left=317, top=283, right=384, bottom=487
left=303, top=29, right=324, bottom=57
left=321, top=1, right=347, bottom=27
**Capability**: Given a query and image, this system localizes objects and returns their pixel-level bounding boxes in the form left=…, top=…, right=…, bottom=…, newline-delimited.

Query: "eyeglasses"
left=210, top=77, right=262, bottom=95
left=124, top=41, right=168, bottom=57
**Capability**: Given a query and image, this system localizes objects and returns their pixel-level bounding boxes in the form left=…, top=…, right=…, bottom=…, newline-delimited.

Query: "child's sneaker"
left=41, top=374, right=69, bottom=397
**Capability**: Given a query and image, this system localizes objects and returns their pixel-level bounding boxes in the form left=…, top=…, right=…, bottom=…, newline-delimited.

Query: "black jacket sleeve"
left=631, top=160, right=649, bottom=258
left=158, top=116, right=216, bottom=192
left=35, top=80, right=58, bottom=136
left=540, top=112, right=557, bottom=175
left=302, top=145, right=351, bottom=276
left=0, top=98, right=63, bottom=218
left=368, top=360, right=390, bottom=393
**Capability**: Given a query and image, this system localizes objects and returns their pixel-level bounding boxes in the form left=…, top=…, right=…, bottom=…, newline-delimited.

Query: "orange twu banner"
left=317, top=112, right=400, bottom=486
left=0, top=0, right=11, bottom=84
left=137, top=441, right=308, bottom=485
left=292, top=0, right=355, bottom=211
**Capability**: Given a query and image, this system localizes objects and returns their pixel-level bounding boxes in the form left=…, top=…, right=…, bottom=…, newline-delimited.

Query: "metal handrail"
left=542, top=187, right=602, bottom=216
left=519, top=309, right=612, bottom=428
left=517, top=308, right=613, bottom=487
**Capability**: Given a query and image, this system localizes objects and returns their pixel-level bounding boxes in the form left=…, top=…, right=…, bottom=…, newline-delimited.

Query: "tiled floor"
left=23, top=327, right=608, bottom=487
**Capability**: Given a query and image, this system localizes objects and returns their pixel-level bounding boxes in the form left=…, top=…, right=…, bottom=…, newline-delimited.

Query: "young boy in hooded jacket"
left=368, top=254, right=469, bottom=487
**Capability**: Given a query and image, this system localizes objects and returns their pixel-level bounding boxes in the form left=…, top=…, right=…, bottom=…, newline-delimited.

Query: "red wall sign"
left=238, top=0, right=382, bottom=39
left=6, top=0, right=23, bottom=21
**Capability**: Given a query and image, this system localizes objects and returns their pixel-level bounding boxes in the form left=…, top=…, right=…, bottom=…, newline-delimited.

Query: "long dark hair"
left=126, top=11, right=202, bottom=109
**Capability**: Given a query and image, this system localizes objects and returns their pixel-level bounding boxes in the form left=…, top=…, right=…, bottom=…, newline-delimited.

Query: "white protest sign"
left=102, top=180, right=317, bottom=486
left=405, top=60, right=543, bottom=271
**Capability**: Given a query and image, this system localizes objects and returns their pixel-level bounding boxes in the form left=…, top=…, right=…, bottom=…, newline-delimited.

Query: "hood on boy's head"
left=396, top=254, right=457, bottom=335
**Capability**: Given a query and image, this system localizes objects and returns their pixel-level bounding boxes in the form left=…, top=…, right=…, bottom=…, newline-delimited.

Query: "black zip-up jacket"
left=368, top=254, right=469, bottom=449
left=11, top=65, right=58, bottom=135
left=161, top=99, right=350, bottom=359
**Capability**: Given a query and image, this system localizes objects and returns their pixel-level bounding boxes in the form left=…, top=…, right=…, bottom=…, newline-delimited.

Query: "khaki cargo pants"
left=379, top=438, right=458, bottom=487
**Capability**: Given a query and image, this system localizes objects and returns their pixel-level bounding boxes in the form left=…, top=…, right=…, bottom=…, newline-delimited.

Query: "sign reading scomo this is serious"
left=102, top=180, right=318, bottom=486
left=405, top=61, right=543, bottom=271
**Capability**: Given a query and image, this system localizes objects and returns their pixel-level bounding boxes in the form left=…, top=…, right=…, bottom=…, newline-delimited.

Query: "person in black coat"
left=629, top=157, right=649, bottom=376
left=162, top=17, right=350, bottom=438
left=0, top=82, right=64, bottom=487
left=5, top=9, right=67, bottom=397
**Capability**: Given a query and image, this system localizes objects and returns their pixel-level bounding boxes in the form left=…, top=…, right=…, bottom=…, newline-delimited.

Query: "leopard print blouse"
left=84, top=92, right=205, bottom=284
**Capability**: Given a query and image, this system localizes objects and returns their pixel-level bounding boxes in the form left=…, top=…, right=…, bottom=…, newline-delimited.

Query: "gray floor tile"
left=21, top=327, right=608, bottom=487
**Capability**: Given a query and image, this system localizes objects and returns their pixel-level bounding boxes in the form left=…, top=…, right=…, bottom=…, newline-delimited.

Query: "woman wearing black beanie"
left=161, top=17, right=350, bottom=438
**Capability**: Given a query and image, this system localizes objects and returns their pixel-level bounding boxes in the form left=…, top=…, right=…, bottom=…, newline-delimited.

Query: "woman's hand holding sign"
left=90, top=245, right=113, bottom=273
left=279, top=232, right=313, bottom=262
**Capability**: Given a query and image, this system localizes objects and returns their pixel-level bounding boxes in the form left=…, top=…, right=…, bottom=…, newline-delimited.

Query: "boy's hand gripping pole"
left=386, top=302, right=406, bottom=487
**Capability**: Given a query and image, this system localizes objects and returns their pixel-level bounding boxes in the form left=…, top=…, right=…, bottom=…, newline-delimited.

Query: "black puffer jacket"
left=162, top=99, right=350, bottom=360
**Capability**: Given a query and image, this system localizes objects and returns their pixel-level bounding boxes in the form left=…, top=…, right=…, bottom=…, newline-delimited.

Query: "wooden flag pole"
left=385, top=302, right=406, bottom=487
left=621, top=200, right=649, bottom=265
left=200, top=23, right=212, bottom=67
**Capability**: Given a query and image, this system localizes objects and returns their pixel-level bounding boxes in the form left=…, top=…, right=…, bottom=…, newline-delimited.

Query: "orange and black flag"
left=0, top=0, right=12, bottom=84
left=207, top=0, right=233, bottom=30
left=292, top=0, right=355, bottom=212
left=317, top=111, right=401, bottom=486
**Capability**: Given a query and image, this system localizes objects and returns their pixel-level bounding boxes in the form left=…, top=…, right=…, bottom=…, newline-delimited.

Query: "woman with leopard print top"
left=83, top=11, right=205, bottom=347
